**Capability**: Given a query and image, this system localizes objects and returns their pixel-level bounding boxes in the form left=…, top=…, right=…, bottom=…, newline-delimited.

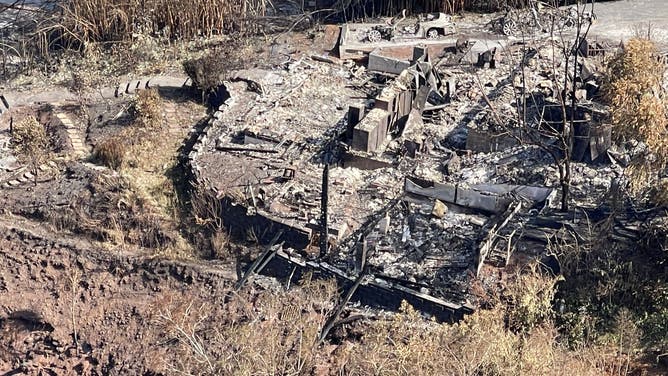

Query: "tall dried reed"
left=43, top=0, right=268, bottom=46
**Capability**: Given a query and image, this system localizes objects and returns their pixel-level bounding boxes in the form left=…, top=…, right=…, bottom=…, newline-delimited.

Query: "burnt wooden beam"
left=320, top=163, right=329, bottom=257
left=235, top=229, right=284, bottom=291
left=318, top=270, right=367, bottom=343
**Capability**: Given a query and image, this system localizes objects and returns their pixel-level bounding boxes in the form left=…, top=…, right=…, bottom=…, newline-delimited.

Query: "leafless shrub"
left=10, top=116, right=51, bottom=185
left=210, top=229, right=230, bottom=259
left=631, top=22, right=665, bottom=42
left=131, top=89, right=163, bottom=130
left=190, top=184, right=237, bottom=259
left=183, top=44, right=248, bottom=102
left=546, top=222, right=595, bottom=277
left=190, top=185, right=223, bottom=231
left=603, top=38, right=668, bottom=204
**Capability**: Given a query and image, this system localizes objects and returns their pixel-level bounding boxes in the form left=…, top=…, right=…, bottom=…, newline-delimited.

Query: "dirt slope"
left=0, top=217, right=237, bottom=375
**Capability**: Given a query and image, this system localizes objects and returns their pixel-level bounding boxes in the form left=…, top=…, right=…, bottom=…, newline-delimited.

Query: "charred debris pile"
left=186, top=21, right=651, bottom=321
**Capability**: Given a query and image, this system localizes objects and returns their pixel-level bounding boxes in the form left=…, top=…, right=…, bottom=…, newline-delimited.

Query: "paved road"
left=587, top=0, right=668, bottom=46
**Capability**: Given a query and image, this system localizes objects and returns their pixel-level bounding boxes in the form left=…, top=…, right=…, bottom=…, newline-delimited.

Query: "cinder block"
left=347, top=104, right=365, bottom=140
left=352, top=121, right=377, bottom=153
left=375, top=97, right=394, bottom=114
left=412, top=45, right=428, bottom=62
left=376, top=113, right=389, bottom=148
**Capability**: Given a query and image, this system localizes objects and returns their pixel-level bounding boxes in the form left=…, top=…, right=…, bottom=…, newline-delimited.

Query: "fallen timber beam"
left=319, top=271, right=367, bottom=343
left=235, top=230, right=284, bottom=290
left=260, top=248, right=473, bottom=322
left=476, top=201, right=523, bottom=277
left=517, top=209, right=644, bottom=246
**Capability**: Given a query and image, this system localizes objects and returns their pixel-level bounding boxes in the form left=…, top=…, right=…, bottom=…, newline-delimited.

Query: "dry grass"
left=145, top=266, right=642, bottom=375
left=151, top=276, right=337, bottom=375
left=92, top=137, right=125, bottom=170
left=37, top=171, right=177, bottom=250
left=91, top=89, right=163, bottom=169
left=88, top=90, right=207, bottom=257
left=131, top=89, right=163, bottom=130
left=47, top=0, right=530, bottom=49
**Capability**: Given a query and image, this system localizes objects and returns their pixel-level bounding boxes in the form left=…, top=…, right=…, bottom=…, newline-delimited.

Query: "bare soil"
left=0, top=216, right=237, bottom=375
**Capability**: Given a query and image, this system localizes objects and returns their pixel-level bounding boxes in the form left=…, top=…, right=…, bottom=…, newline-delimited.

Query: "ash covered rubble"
left=414, top=33, right=645, bottom=279
left=190, top=23, right=632, bottom=320
left=191, top=59, right=407, bottom=248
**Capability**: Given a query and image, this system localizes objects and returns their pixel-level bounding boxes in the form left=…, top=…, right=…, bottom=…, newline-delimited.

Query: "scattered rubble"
left=0, top=2, right=654, bottom=322
left=185, top=9, right=631, bottom=317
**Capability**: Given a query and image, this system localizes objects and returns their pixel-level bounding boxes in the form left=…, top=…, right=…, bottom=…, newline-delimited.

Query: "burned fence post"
left=320, top=162, right=329, bottom=257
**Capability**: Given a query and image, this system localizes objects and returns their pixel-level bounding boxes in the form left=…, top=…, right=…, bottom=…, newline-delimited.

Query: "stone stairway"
left=54, top=112, right=90, bottom=158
